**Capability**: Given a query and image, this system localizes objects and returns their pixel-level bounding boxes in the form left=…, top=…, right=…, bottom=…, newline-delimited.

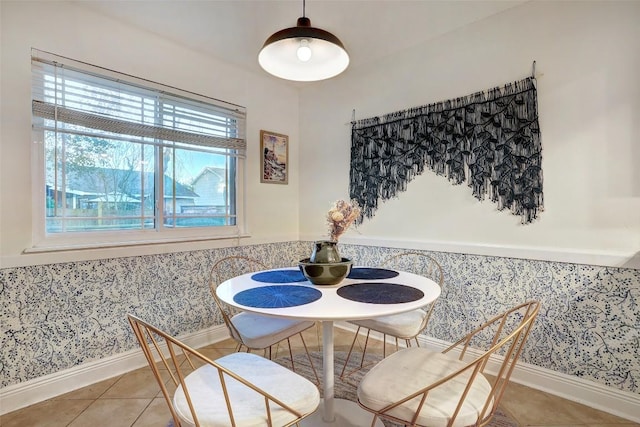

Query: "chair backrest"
left=381, top=251, right=445, bottom=331
left=441, top=300, right=540, bottom=425
left=209, top=255, right=269, bottom=344
left=128, top=314, right=310, bottom=427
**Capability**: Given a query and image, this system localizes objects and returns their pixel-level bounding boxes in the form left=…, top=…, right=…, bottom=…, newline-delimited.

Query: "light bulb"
left=296, top=39, right=312, bottom=62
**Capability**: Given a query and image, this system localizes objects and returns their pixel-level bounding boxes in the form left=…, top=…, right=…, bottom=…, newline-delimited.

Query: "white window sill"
left=23, top=233, right=250, bottom=254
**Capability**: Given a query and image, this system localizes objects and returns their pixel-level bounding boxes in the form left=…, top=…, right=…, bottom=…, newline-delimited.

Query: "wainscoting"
left=1, top=241, right=638, bottom=420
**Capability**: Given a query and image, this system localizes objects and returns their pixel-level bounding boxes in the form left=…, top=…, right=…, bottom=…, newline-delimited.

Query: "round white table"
left=216, top=266, right=441, bottom=426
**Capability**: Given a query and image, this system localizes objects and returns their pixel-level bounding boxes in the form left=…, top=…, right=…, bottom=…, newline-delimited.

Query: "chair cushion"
left=231, top=312, right=314, bottom=349
left=351, top=309, right=427, bottom=338
left=173, top=352, right=320, bottom=427
left=357, top=348, right=493, bottom=427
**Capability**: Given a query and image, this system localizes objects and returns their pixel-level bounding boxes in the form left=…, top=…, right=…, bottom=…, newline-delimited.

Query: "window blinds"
left=31, top=49, right=246, bottom=155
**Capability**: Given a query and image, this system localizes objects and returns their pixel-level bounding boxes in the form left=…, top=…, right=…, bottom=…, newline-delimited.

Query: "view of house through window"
left=32, top=50, right=246, bottom=239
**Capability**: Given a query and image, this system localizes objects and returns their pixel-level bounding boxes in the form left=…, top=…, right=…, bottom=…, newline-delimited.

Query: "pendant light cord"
left=302, top=0, right=306, bottom=18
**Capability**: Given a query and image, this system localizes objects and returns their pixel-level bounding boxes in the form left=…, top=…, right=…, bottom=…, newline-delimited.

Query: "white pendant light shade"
left=259, top=16, right=349, bottom=82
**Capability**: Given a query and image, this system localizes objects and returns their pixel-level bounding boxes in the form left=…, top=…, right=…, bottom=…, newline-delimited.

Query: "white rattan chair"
left=356, top=300, right=540, bottom=427
left=340, top=252, right=444, bottom=379
left=210, top=255, right=319, bottom=384
left=128, top=314, right=320, bottom=427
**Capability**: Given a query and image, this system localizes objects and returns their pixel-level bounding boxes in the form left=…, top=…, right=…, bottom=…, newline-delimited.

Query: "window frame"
left=29, top=50, right=247, bottom=252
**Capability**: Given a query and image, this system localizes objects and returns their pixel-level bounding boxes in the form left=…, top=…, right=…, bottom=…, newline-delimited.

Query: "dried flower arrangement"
left=327, top=199, right=361, bottom=242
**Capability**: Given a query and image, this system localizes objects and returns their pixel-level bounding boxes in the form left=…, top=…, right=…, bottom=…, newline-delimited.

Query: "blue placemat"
left=251, top=270, right=307, bottom=283
left=347, top=267, right=399, bottom=280
left=337, top=282, right=424, bottom=304
left=234, top=285, right=322, bottom=308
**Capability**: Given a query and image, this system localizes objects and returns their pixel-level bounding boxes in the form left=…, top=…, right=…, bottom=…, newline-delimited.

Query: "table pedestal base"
left=301, top=398, right=384, bottom=426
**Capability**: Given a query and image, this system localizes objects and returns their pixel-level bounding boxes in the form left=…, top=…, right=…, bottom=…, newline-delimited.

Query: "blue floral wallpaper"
left=339, top=244, right=640, bottom=393
left=1, top=242, right=639, bottom=397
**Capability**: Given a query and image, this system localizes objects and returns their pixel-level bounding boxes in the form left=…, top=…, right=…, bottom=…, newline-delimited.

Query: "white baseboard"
left=3, top=323, right=639, bottom=424
left=0, top=325, right=229, bottom=415
left=335, top=322, right=640, bottom=423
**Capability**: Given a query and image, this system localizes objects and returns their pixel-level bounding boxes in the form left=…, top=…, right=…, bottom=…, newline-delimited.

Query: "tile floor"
left=1, top=326, right=638, bottom=427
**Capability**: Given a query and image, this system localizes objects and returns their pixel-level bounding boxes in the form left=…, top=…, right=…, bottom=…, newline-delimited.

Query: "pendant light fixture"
left=258, top=0, right=349, bottom=82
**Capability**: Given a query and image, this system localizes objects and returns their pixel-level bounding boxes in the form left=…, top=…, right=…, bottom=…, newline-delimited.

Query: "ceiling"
left=75, top=0, right=526, bottom=86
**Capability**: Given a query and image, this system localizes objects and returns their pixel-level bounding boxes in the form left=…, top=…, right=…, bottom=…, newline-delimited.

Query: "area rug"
left=275, top=351, right=520, bottom=427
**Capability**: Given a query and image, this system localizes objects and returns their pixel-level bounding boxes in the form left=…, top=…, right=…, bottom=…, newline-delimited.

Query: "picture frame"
left=260, top=130, right=289, bottom=184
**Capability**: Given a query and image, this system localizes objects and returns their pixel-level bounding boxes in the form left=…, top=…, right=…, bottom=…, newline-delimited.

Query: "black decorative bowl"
left=298, top=258, right=353, bottom=286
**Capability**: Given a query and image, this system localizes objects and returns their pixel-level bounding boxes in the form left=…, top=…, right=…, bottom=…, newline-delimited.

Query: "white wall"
left=0, top=1, right=301, bottom=268
left=298, top=0, right=640, bottom=268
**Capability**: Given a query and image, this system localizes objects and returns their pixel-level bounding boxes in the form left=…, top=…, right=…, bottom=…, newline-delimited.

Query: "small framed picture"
left=260, top=130, right=289, bottom=184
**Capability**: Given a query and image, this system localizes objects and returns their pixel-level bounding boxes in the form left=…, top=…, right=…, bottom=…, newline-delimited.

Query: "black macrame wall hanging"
left=349, top=76, right=542, bottom=224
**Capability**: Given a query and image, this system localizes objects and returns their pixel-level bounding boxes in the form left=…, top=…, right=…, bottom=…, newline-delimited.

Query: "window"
left=30, top=49, right=246, bottom=249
